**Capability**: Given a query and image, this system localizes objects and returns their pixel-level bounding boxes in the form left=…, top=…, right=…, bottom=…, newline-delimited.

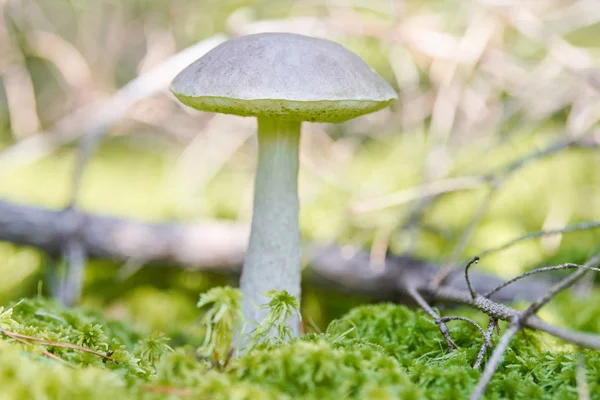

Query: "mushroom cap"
left=170, top=33, right=398, bottom=123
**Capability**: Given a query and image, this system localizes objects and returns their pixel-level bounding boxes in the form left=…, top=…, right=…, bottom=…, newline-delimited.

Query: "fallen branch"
left=431, top=284, right=600, bottom=350
left=474, top=318, right=497, bottom=369
left=469, top=254, right=600, bottom=400
left=407, top=286, right=457, bottom=350
left=408, top=255, right=600, bottom=377
left=0, top=198, right=554, bottom=305
left=1, top=199, right=599, bottom=379
left=0, top=199, right=249, bottom=271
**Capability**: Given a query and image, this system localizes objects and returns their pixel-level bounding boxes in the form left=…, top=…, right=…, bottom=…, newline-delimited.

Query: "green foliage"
left=137, top=332, right=173, bottom=366
left=327, top=303, right=600, bottom=399
left=0, top=341, right=130, bottom=400
left=245, top=290, right=302, bottom=351
left=2, top=1, right=600, bottom=398
left=195, top=287, right=302, bottom=354
left=191, top=373, right=287, bottom=400
left=229, top=339, right=421, bottom=400
left=0, top=298, right=145, bottom=398
left=1, top=294, right=600, bottom=399
left=6, top=298, right=145, bottom=372
left=197, top=286, right=242, bottom=358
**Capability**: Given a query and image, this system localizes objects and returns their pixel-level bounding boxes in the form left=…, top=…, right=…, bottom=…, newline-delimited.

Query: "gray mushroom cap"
left=170, top=32, right=398, bottom=123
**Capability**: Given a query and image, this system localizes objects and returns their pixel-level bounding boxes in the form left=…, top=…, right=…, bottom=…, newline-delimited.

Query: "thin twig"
left=484, top=263, right=600, bottom=298
left=469, top=254, right=600, bottom=399
left=478, top=221, right=600, bottom=259
left=464, top=257, right=480, bottom=300
left=470, top=320, right=520, bottom=400
left=439, top=316, right=488, bottom=339
left=576, top=352, right=590, bottom=400
left=49, top=206, right=88, bottom=306
left=438, top=314, right=496, bottom=368
left=500, top=137, right=592, bottom=177
left=473, top=318, right=497, bottom=369
left=0, top=328, right=119, bottom=364
left=0, top=329, right=68, bottom=365
left=431, top=283, right=600, bottom=349
left=407, top=287, right=457, bottom=350
left=523, top=256, right=598, bottom=319
left=526, top=318, right=600, bottom=350
left=446, top=285, right=600, bottom=348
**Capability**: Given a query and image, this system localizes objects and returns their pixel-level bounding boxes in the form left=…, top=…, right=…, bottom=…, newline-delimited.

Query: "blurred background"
left=0, top=0, right=599, bottom=339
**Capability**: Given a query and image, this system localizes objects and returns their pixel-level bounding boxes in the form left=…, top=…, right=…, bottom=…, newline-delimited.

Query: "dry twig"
left=484, top=263, right=600, bottom=298
left=0, top=328, right=119, bottom=364
left=0, top=199, right=554, bottom=303
left=469, top=254, right=600, bottom=399
left=407, top=287, right=457, bottom=350
left=576, top=352, right=591, bottom=400
left=473, top=318, right=497, bottom=369
left=0, top=329, right=67, bottom=365
left=478, top=221, right=600, bottom=259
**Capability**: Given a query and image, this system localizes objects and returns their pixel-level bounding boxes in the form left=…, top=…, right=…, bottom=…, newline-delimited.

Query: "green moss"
left=1, top=296, right=599, bottom=399
left=0, top=299, right=164, bottom=386
left=230, top=339, right=421, bottom=399
left=0, top=299, right=143, bottom=398
left=327, top=303, right=600, bottom=399
left=245, top=289, right=302, bottom=351
left=192, top=373, right=288, bottom=400
left=0, top=341, right=131, bottom=399
left=196, top=286, right=242, bottom=359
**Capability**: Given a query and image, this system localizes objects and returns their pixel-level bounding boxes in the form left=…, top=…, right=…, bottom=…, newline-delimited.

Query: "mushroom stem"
left=240, top=117, right=302, bottom=339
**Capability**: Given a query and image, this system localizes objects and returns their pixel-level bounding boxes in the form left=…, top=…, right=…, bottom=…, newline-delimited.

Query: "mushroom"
left=170, top=32, right=397, bottom=338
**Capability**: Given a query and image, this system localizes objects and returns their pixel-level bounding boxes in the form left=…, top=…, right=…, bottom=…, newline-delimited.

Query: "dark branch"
left=0, top=199, right=250, bottom=271
left=484, top=264, right=582, bottom=298
left=431, top=284, right=600, bottom=349
left=470, top=254, right=600, bottom=400
left=473, top=318, right=497, bottom=369
left=1, top=198, right=598, bottom=355
left=0, top=198, right=554, bottom=305
left=408, top=287, right=457, bottom=350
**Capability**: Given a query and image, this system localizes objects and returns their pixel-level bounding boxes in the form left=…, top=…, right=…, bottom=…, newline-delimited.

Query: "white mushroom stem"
left=240, top=117, right=302, bottom=338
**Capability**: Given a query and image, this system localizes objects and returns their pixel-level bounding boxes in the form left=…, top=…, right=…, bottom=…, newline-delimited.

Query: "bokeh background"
left=0, top=0, right=599, bottom=339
